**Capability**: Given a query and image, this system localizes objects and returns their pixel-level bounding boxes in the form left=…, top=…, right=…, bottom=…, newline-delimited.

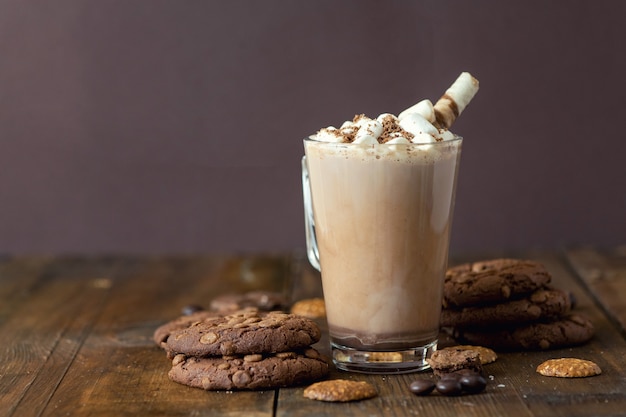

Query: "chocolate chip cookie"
left=164, top=310, right=322, bottom=357
left=210, top=291, right=288, bottom=313
left=169, top=348, right=329, bottom=390
left=452, top=314, right=595, bottom=351
left=441, top=288, right=571, bottom=328
left=443, top=259, right=552, bottom=307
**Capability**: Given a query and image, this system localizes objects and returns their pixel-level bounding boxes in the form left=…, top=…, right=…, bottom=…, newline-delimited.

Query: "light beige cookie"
left=290, top=298, right=326, bottom=318
left=304, top=379, right=377, bottom=402
left=536, top=358, right=601, bottom=378
left=441, top=345, right=498, bottom=365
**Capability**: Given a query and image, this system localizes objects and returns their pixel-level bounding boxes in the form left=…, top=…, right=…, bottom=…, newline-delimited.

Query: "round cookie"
left=164, top=310, right=322, bottom=357
left=452, top=314, right=595, bottom=351
left=444, top=259, right=552, bottom=308
left=290, top=298, right=326, bottom=319
left=303, top=379, right=378, bottom=402
left=441, top=288, right=571, bottom=328
left=536, top=358, right=601, bottom=378
left=169, top=348, right=329, bottom=390
left=210, top=291, right=288, bottom=313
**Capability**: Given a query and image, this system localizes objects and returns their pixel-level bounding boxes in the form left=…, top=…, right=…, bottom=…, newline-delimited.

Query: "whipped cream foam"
left=309, top=72, right=478, bottom=146
left=310, top=102, right=454, bottom=146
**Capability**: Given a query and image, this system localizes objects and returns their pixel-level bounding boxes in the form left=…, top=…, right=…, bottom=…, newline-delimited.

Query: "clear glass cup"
left=302, top=137, right=462, bottom=374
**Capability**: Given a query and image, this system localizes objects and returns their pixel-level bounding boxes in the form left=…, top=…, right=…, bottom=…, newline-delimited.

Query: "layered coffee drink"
left=305, top=138, right=461, bottom=351
left=302, top=72, right=479, bottom=373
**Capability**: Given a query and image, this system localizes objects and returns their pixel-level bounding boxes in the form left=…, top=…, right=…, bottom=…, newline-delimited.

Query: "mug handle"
left=301, top=156, right=321, bottom=272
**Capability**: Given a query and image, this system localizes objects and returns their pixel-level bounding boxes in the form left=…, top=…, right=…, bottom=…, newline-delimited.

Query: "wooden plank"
left=41, top=256, right=284, bottom=417
left=1, top=258, right=122, bottom=417
left=503, top=252, right=626, bottom=417
left=565, top=246, right=626, bottom=334
left=0, top=257, right=55, bottom=322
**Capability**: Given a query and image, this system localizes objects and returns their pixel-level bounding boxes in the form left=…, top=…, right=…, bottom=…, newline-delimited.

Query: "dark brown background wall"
left=1, top=0, right=624, bottom=255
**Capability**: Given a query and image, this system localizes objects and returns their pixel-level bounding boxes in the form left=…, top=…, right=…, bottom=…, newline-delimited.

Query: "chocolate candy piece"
left=409, top=379, right=435, bottom=396
left=459, top=373, right=487, bottom=394
left=435, top=378, right=463, bottom=396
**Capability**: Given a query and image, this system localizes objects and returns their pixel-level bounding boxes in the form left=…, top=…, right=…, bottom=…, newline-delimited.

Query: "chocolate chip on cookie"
left=164, top=310, right=322, bottom=357
left=444, top=259, right=552, bottom=308
left=169, top=348, right=329, bottom=390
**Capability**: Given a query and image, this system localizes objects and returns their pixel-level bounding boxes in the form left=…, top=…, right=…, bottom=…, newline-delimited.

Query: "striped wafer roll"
left=434, top=72, right=479, bottom=129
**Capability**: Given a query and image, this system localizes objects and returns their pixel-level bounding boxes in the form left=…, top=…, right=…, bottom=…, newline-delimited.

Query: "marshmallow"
left=398, top=99, right=436, bottom=123
left=399, top=113, right=439, bottom=137
left=434, top=72, right=479, bottom=129
left=353, top=117, right=383, bottom=144
left=385, top=135, right=411, bottom=145
left=314, top=127, right=345, bottom=143
left=411, top=132, right=436, bottom=144
left=436, top=129, right=457, bottom=141
left=376, top=113, right=398, bottom=123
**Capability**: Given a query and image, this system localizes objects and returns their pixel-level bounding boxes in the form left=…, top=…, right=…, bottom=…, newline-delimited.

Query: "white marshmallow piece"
left=411, top=132, right=436, bottom=144
left=398, top=99, right=436, bottom=123
left=376, top=113, right=398, bottom=124
left=436, top=129, right=457, bottom=141
left=399, top=113, right=438, bottom=137
left=385, top=136, right=411, bottom=145
left=314, top=127, right=344, bottom=143
left=353, top=117, right=383, bottom=144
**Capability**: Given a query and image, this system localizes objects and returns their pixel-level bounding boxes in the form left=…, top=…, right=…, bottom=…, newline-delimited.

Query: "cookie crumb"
left=304, top=379, right=377, bottom=402
left=536, top=358, right=601, bottom=378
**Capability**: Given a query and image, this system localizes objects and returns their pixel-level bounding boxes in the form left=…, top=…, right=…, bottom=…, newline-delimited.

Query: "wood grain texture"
left=1, top=252, right=625, bottom=417
left=565, top=246, right=626, bottom=334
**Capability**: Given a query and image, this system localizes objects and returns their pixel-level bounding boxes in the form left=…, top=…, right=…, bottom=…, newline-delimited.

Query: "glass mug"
left=302, top=137, right=462, bottom=373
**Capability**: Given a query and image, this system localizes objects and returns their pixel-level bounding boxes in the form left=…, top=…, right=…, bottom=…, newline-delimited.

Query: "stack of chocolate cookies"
left=153, top=307, right=329, bottom=390
left=441, top=259, right=595, bottom=351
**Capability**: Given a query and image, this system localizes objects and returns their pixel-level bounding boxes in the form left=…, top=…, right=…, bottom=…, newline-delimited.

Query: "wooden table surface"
left=2, top=247, right=625, bottom=417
